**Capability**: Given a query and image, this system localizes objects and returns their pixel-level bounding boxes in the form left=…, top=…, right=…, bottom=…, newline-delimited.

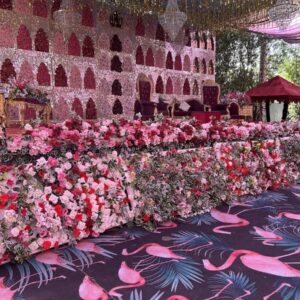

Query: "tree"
left=268, top=40, right=300, bottom=121
left=216, top=29, right=261, bottom=95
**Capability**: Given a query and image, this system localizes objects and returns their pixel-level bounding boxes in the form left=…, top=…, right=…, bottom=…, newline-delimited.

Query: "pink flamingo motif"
left=0, top=277, right=16, bottom=300
left=35, top=251, right=75, bottom=271
left=263, top=283, right=292, bottom=300
left=167, top=296, right=189, bottom=300
left=211, top=206, right=273, bottom=235
left=79, top=276, right=108, bottom=300
left=272, top=212, right=300, bottom=220
left=252, top=226, right=283, bottom=245
left=155, top=221, right=178, bottom=233
left=75, top=240, right=107, bottom=255
left=211, top=209, right=249, bottom=235
left=109, top=261, right=145, bottom=297
left=204, top=280, right=233, bottom=300
left=1, top=274, right=66, bottom=299
left=203, top=248, right=300, bottom=277
left=122, top=243, right=186, bottom=259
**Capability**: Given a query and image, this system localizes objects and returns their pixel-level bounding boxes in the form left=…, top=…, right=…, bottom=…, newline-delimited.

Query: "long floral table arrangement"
left=0, top=118, right=299, bottom=263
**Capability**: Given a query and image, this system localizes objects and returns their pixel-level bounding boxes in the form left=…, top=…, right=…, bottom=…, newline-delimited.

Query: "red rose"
left=38, top=203, right=46, bottom=213
left=88, top=189, right=95, bottom=195
left=271, top=153, right=278, bottom=159
left=55, top=205, right=64, bottom=217
left=123, top=197, right=130, bottom=204
left=42, top=241, right=52, bottom=251
left=38, top=170, right=45, bottom=178
left=73, top=228, right=80, bottom=238
left=0, top=194, right=9, bottom=209
left=73, top=152, right=80, bottom=161
left=7, top=179, right=14, bottom=187
left=143, top=214, right=151, bottom=222
left=8, top=203, right=17, bottom=211
left=75, top=213, right=82, bottom=222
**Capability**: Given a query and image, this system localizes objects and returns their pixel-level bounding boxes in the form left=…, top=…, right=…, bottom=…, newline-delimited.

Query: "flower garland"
left=0, top=118, right=299, bottom=263
left=3, top=118, right=300, bottom=162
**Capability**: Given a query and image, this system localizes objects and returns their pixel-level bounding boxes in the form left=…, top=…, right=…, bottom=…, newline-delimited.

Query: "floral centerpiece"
left=7, top=78, right=49, bottom=105
left=221, top=91, right=252, bottom=107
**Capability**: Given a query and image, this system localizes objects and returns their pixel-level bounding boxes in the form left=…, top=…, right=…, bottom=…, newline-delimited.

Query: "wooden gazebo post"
left=282, top=102, right=289, bottom=121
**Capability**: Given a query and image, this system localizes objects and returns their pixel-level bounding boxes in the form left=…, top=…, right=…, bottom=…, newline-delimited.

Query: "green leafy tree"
left=268, top=41, right=300, bottom=120
left=216, top=29, right=261, bottom=95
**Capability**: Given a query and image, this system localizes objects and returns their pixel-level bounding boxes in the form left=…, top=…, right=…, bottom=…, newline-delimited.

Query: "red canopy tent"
left=247, top=76, right=300, bottom=121
left=247, top=76, right=300, bottom=103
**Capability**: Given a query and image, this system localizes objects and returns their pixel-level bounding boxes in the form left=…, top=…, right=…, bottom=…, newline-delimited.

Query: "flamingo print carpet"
left=0, top=184, right=300, bottom=300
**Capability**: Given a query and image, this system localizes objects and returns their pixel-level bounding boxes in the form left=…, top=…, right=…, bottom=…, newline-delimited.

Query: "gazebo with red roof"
left=247, top=76, right=300, bottom=121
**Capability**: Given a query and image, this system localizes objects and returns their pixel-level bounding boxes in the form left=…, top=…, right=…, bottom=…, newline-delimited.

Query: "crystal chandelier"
left=268, top=0, right=300, bottom=30
left=158, top=0, right=187, bottom=42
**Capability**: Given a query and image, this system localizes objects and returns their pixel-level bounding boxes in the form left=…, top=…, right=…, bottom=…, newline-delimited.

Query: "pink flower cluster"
left=221, top=91, right=252, bottom=107
left=0, top=118, right=299, bottom=263
left=0, top=151, right=139, bottom=263
left=5, top=118, right=300, bottom=155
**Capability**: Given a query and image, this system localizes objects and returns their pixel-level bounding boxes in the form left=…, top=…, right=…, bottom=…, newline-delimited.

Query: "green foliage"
left=268, top=40, right=300, bottom=120
left=216, top=29, right=261, bottom=95
left=216, top=30, right=300, bottom=120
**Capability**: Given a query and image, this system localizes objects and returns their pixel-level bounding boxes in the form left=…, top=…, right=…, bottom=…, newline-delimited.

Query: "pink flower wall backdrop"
left=0, top=24, right=14, bottom=48
left=17, top=25, right=32, bottom=50
left=35, top=28, right=49, bottom=52
left=69, top=66, right=82, bottom=89
left=15, top=0, right=30, bottom=14
left=52, top=32, right=66, bottom=55
left=33, top=0, right=48, bottom=18
left=82, top=5, right=94, bottom=27
left=37, top=63, right=51, bottom=86
left=0, top=1, right=215, bottom=119
left=18, top=60, right=34, bottom=84
left=1, top=58, right=16, bottom=83
left=68, top=33, right=81, bottom=56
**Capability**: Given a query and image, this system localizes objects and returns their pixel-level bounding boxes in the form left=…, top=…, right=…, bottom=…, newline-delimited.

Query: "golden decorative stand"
left=0, top=94, right=51, bottom=127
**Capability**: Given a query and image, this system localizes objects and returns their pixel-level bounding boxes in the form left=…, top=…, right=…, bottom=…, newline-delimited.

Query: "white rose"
left=24, top=124, right=33, bottom=131
left=49, top=195, right=58, bottom=204
left=11, top=227, right=20, bottom=237
left=29, top=241, right=39, bottom=252
left=64, top=162, right=72, bottom=170
left=44, top=186, right=52, bottom=195
left=77, top=221, right=86, bottom=230
left=66, top=152, right=73, bottom=159
left=65, top=182, right=73, bottom=190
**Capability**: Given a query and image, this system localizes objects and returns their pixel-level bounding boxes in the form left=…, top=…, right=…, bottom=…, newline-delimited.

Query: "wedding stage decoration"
left=0, top=117, right=299, bottom=264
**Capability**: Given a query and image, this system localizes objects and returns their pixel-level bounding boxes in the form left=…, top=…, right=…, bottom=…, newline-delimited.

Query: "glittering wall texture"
left=0, top=0, right=215, bottom=120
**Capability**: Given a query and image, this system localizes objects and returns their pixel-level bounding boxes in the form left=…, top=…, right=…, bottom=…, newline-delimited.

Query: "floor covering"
left=1, top=184, right=300, bottom=300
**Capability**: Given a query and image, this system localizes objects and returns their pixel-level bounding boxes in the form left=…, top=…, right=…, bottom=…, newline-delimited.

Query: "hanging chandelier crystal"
left=158, top=0, right=187, bottom=42
left=268, top=0, right=300, bottom=30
